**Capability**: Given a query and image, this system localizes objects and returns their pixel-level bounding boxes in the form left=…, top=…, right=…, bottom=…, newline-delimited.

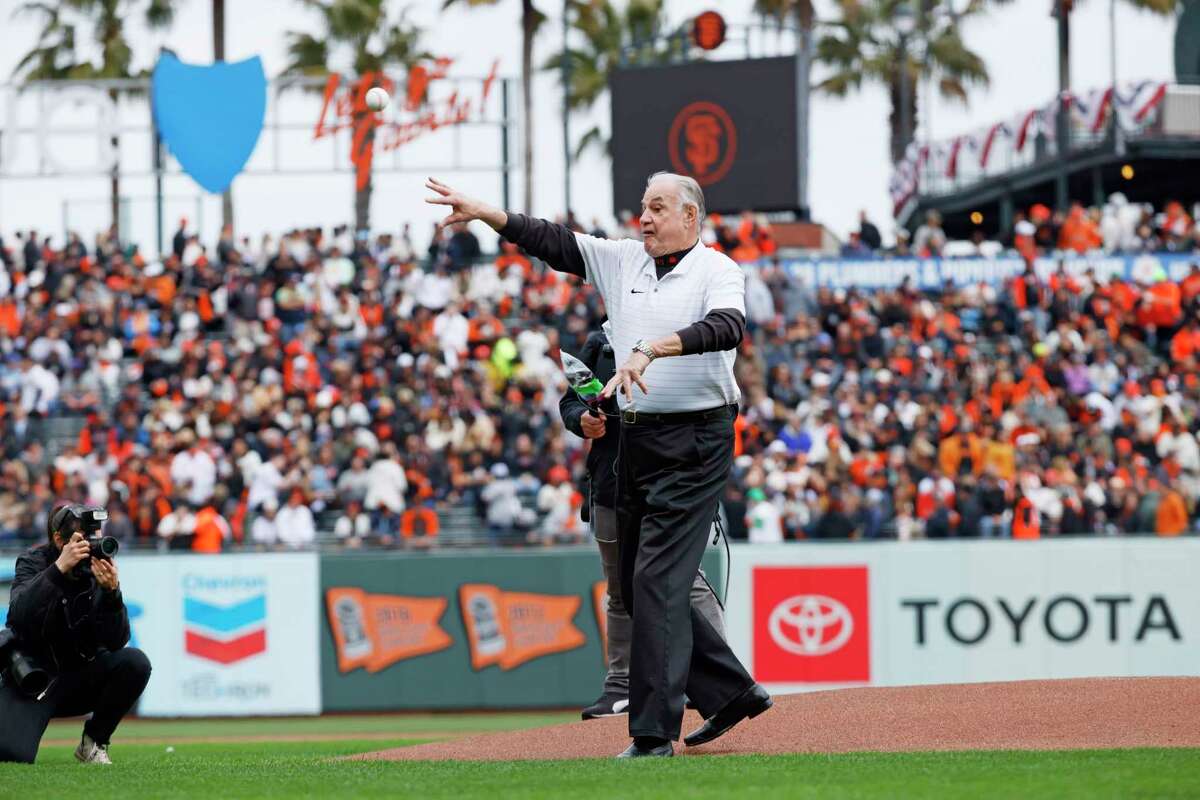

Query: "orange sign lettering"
left=313, top=58, right=500, bottom=192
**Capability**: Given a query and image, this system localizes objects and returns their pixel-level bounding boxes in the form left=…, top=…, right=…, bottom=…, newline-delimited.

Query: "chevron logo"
left=183, top=594, right=267, bottom=665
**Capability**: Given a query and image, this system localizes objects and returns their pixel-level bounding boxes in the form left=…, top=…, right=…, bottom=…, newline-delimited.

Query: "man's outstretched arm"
left=424, top=178, right=585, bottom=277
left=424, top=177, right=509, bottom=230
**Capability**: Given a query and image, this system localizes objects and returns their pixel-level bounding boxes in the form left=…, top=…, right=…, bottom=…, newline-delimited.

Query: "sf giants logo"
left=668, top=101, right=737, bottom=186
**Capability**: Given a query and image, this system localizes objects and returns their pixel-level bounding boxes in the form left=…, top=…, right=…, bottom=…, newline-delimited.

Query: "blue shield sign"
left=152, top=53, right=266, bottom=194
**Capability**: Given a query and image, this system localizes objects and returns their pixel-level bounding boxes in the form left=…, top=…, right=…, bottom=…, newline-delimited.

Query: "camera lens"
left=90, top=536, right=120, bottom=559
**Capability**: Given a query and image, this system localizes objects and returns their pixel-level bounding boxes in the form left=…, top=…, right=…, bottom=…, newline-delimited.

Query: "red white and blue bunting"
left=891, top=80, right=1168, bottom=220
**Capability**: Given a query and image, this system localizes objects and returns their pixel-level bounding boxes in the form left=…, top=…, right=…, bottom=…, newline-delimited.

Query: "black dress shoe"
left=683, top=684, right=772, bottom=747
left=616, top=738, right=674, bottom=758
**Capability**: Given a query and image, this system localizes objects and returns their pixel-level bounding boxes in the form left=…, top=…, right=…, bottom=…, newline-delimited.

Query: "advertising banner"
left=724, top=540, right=1199, bottom=694
left=767, top=252, right=1199, bottom=291
left=325, top=588, right=453, bottom=673
left=120, top=553, right=321, bottom=716
left=320, top=548, right=725, bottom=711
left=610, top=56, right=800, bottom=215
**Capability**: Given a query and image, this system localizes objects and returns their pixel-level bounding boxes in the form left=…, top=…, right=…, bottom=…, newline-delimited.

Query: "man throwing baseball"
left=426, top=173, right=771, bottom=758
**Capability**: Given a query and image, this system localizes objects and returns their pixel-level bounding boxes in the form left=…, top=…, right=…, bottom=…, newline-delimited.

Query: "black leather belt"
left=620, top=403, right=737, bottom=427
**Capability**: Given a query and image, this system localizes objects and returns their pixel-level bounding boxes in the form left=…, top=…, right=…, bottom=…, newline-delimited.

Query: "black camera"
left=90, top=531, right=119, bottom=560
left=0, top=628, right=52, bottom=699
left=53, top=505, right=118, bottom=561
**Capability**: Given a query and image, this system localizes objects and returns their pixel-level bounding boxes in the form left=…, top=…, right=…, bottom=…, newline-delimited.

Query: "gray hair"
left=646, top=171, right=706, bottom=224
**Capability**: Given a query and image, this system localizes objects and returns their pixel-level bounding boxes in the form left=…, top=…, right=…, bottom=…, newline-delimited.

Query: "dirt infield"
left=355, top=677, right=1200, bottom=762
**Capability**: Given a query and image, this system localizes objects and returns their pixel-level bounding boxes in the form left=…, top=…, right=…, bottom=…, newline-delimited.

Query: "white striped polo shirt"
left=574, top=235, right=745, bottom=413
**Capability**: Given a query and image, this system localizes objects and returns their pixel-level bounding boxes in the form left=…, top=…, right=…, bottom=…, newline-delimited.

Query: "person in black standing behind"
left=22, top=230, right=41, bottom=271
left=858, top=211, right=882, bottom=251
left=560, top=327, right=727, bottom=721
left=426, top=171, right=770, bottom=759
left=172, top=218, right=189, bottom=261
left=446, top=222, right=481, bottom=271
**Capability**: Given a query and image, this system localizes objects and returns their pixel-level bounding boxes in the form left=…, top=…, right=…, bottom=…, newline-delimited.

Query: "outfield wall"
left=111, top=547, right=721, bottom=715
left=18, top=540, right=1197, bottom=716
left=723, top=539, right=1200, bottom=695
left=318, top=548, right=724, bottom=711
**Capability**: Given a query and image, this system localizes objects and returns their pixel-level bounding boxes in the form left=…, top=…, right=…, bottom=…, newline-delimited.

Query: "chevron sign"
left=184, top=594, right=268, bottom=665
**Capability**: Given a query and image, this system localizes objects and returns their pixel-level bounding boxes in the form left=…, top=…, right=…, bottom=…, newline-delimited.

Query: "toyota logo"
left=768, top=595, right=854, bottom=656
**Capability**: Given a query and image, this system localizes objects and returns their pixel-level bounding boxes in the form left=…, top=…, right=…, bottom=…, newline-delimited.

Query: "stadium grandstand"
left=1, top=195, right=1199, bottom=552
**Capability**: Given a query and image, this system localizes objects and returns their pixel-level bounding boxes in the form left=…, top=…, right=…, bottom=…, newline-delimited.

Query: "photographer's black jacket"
left=559, top=330, right=619, bottom=515
left=6, top=545, right=130, bottom=674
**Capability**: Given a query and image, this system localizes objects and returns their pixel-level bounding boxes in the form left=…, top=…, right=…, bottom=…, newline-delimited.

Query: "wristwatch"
left=633, top=339, right=656, bottom=361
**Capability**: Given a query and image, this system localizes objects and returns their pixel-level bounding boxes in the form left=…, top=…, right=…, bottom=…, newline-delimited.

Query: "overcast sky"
left=0, top=0, right=1180, bottom=254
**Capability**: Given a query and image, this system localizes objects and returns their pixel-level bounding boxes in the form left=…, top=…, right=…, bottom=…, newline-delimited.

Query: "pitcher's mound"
left=354, top=677, right=1200, bottom=762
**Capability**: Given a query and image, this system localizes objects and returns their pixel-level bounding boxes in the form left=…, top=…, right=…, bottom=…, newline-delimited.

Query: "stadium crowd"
left=0, top=192, right=1197, bottom=551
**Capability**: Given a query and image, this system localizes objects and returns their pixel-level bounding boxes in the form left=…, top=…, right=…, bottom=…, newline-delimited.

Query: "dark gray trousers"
left=592, top=504, right=725, bottom=696
left=0, top=647, right=151, bottom=763
left=617, top=410, right=753, bottom=741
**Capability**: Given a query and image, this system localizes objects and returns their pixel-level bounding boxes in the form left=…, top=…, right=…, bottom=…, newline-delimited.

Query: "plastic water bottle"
left=561, top=350, right=604, bottom=409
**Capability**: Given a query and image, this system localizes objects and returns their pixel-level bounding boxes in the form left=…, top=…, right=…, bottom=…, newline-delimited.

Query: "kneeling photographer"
left=0, top=503, right=151, bottom=764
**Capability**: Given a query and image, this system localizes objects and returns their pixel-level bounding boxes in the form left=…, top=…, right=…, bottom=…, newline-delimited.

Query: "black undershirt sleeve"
left=675, top=308, right=746, bottom=355
left=498, top=213, right=586, bottom=278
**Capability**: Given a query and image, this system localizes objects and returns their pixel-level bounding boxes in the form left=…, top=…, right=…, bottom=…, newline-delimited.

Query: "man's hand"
left=580, top=410, right=607, bottom=438
left=92, top=556, right=119, bottom=592
left=602, top=351, right=651, bottom=402
left=54, top=532, right=90, bottom=575
left=424, top=178, right=508, bottom=232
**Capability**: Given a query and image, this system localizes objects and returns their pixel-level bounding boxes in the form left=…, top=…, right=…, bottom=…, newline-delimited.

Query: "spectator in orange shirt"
left=495, top=240, right=533, bottom=281
left=400, top=502, right=440, bottom=550
left=1058, top=203, right=1103, bottom=253
left=1011, top=211, right=1038, bottom=262
left=979, top=424, right=1017, bottom=481
left=1143, top=271, right=1183, bottom=331
left=1170, top=319, right=1200, bottom=363
left=192, top=500, right=232, bottom=553
left=1107, top=276, right=1138, bottom=315
left=1180, top=263, right=1200, bottom=307
left=1162, top=200, right=1193, bottom=246
left=1155, top=485, right=1188, bottom=536
left=1009, top=264, right=1040, bottom=310
left=939, top=424, right=983, bottom=478
left=1012, top=489, right=1040, bottom=539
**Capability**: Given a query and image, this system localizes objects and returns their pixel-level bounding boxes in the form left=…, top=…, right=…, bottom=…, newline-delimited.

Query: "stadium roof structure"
left=897, top=84, right=1200, bottom=240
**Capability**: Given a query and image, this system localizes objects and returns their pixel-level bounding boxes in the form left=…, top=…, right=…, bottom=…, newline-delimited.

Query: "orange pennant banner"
left=459, top=584, right=587, bottom=671
left=326, top=588, right=452, bottom=674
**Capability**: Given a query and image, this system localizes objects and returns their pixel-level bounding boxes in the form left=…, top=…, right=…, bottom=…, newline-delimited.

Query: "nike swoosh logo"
left=613, top=699, right=630, bottom=713
left=631, top=290, right=645, bottom=294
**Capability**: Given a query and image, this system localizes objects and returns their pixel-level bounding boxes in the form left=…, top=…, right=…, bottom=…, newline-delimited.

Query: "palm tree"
left=13, top=0, right=177, bottom=237
left=754, top=0, right=815, bottom=219
left=543, top=0, right=678, bottom=159
left=814, top=0, right=989, bottom=165
left=283, top=0, right=426, bottom=232
left=444, top=0, right=545, bottom=213
left=212, top=0, right=234, bottom=232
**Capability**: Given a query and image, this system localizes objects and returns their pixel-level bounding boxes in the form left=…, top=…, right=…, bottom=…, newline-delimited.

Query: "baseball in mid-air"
left=365, top=87, right=390, bottom=111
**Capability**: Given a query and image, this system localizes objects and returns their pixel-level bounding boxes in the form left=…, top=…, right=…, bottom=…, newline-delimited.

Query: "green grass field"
left=4, top=714, right=1199, bottom=799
